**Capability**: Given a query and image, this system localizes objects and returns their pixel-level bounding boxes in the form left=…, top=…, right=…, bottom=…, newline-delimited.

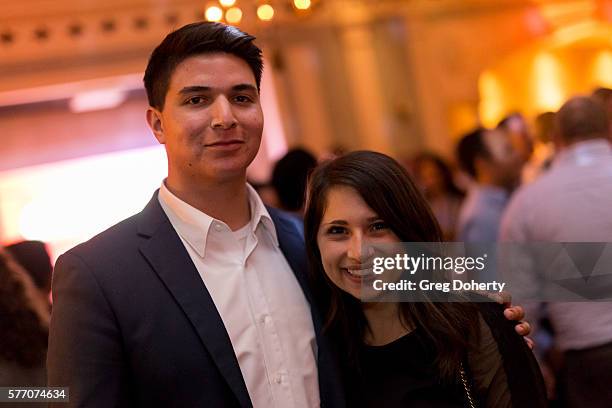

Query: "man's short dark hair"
left=555, top=96, right=609, bottom=143
left=143, top=22, right=263, bottom=110
left=456, top=127, right=490, bottom=178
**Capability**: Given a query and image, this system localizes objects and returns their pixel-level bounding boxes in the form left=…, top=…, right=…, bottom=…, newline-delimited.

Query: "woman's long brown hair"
left=304, top=150, right=478, bottom=381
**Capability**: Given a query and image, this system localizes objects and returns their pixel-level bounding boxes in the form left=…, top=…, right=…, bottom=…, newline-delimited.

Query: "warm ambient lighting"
left=479, top=70, right=506, bottom=128
left=205, top=6, right=224, bottom=22
left=225, top=7, right=243, bottom=24
left=294, top=0, right=311, bottom=10
left=219, top=0, right=236, bottom=6
left=69, top=89, right=126, bottom=113
left=592, top=50, right=612, bottom=88
left=532, top=52, right=564, bottom=111
left=257, top=4, right=274, bottom=21
left=0, top=146, right=167, bottom=260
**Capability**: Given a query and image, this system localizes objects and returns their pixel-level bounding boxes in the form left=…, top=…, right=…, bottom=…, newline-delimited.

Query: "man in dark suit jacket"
left=47, top=191, right=345, bottom=407
left=47, top=22, right=344, bottom=407
left=47, top=21, right=529, bottom=408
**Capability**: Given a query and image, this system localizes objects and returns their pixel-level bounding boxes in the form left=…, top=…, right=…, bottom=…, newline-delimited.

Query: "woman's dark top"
left=356, top=328, right=465, bottom=408
left=345, top=302, right=548, bottom=408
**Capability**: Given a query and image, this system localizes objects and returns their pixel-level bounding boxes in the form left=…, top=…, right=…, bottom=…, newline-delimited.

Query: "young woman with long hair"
left=304, top=151, right=546, bottom=407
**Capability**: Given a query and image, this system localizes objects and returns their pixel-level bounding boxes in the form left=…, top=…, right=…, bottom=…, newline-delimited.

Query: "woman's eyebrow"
left=324, top=220, right=348, bottom=225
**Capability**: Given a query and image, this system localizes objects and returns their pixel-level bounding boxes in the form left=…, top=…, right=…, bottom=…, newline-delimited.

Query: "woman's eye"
left=327, top=226, right=346, bottom=235
left=371, top=221, right=388, bottom=232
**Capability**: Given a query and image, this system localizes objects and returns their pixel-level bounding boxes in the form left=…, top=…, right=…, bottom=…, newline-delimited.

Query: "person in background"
left=519, top=112, right=556, bottom=184
left=591, top=87, right=612, bottom=139
left=497, top=113, right=534, bottom=167
left=304, top=151, right=546, bottom=408
left=497, top=113, right=540, bottom=185
left=271, top=148, right=317, bottom=216
left=500, top=96, right=612, bottom=408
left=6, top=240, right=53, bottom=308
left=411, top=153, right=464, bottom=241
left=270, top=148, right=317, bottom=235
left=455, top=128, right=521, bottom=243
left=0, top=247, right=49, bottom=397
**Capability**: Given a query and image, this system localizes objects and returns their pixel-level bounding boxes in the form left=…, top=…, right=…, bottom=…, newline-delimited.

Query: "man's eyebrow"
left=233, top=84, right=258, bottom=93
left=178, top=86, right=211, bottom=95
left=177, top=84, right=258, bottom=95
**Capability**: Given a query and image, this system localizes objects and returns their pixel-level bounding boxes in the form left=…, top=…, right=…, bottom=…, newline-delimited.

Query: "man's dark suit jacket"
left=47, top=191, right=345, bottom=407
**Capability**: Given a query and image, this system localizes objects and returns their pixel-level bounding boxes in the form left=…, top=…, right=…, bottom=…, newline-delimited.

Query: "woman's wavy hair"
left=0, top=248, right=49, bottom=368
left=304, top=151, right=478, bottom=381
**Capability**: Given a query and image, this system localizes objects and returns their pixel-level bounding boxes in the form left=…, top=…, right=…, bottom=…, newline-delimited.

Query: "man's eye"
left=234, top=95, right=253, bottom=103
left=186, top=96, right=205, bottom=105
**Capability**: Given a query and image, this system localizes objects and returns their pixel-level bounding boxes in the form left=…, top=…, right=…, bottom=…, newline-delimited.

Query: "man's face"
left=147, top=53, right=263, bottom=186
left=483, top=129, right=522, bottom=188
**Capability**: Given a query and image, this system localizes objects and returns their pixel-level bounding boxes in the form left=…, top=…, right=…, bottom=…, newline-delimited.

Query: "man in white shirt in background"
left=500, top=96, right=612, bottom=407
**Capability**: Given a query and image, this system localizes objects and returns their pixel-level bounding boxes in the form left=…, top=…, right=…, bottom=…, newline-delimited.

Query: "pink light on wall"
left=69, top=89, right=127, bottom=112
left=246, top=56, right=288, bottom=182
left=525, top=6, right=550, bottom=36
left=0, top=146, right=167, bottom=262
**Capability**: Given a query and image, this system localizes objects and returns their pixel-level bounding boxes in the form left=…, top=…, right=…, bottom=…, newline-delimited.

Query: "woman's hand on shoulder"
left=485, top=291, right=534, bottom=349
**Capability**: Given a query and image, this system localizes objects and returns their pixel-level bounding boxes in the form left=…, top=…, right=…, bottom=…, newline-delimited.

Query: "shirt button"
left=274, top=374, right=282, bottom=384
left=214, top=223, right=223, bottom=232
left=260, top=315, right=269, bottom=324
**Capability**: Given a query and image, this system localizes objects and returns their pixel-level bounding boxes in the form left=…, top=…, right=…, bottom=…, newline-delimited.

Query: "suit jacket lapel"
left=137, top=192, right=252, bottom=408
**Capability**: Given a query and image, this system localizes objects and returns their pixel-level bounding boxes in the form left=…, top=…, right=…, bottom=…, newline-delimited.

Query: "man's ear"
left=146, top=107, right=165, bottom=144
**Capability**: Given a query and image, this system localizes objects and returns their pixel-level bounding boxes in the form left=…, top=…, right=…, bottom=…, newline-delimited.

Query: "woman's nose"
left=347, top=232, right=363, bottom=262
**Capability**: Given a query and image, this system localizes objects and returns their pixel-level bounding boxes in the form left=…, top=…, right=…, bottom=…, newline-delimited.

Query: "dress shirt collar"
left=553, top=138, right=612, bottom=169
left=158, top=181, right=279, bottom=258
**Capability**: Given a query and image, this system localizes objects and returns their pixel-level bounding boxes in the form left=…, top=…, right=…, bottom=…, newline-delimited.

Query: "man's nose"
left=210, top=96, right=237, bottom=129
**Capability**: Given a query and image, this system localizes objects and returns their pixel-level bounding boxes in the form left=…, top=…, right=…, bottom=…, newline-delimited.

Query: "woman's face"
left=316, top=185, right=400, bottom=299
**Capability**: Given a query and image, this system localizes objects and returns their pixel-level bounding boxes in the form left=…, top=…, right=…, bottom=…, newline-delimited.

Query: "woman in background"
left=411, top=153, right=464, bottom=240
left=304, top=151, right=546, bottom=407
left=0, top=247, right=49, bottom=393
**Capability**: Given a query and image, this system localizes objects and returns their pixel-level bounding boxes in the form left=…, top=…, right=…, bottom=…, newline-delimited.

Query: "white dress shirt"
left=158, top=182, right=320, bottom=407
left=500, top=139, right=612, bottom=351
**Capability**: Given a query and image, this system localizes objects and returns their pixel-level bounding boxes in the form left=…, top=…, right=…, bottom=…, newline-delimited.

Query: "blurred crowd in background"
left=1, top=86, right=611, bottom=407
